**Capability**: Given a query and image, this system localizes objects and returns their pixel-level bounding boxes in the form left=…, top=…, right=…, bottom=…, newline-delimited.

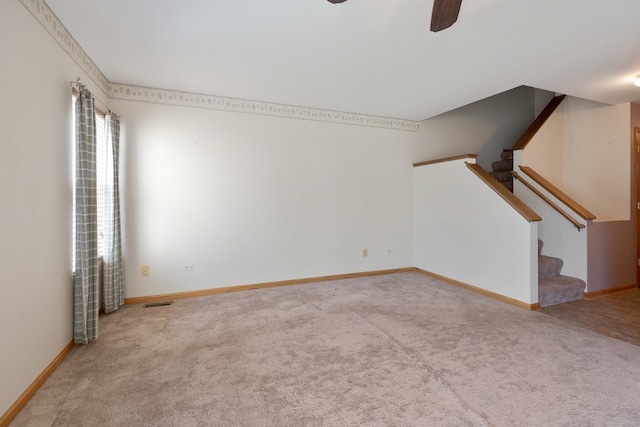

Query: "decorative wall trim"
left=21, top=0, right=419, bottom=131
left=19, top=0, right=109, bottom=94
left=109, top=83, right=421, bottom=132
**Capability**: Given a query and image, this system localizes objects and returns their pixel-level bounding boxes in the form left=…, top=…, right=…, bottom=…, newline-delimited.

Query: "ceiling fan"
left=327, top=0, right=463, bottom=32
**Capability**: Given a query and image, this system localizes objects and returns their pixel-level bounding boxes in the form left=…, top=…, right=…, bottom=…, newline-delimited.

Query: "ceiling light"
left=635, top=74, right=640, bottom=87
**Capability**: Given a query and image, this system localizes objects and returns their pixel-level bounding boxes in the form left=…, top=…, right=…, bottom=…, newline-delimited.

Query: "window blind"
left=95, top=112, right=106, bottom=257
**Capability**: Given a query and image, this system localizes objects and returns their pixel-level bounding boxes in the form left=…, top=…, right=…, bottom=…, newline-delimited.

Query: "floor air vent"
left=143, top=301, right=173, bottom=308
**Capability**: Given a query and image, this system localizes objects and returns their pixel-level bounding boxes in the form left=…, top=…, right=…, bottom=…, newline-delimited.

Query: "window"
left=95, top=112, right=106, bottom=256
left=72, top=94, right=107, bottom=270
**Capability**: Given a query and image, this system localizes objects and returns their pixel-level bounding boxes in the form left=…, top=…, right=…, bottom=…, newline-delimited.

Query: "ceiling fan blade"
left=430, top=0, right=463, bottom=32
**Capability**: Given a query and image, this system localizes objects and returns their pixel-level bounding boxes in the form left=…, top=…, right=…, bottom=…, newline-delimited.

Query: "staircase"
left=538, top=240, right=586, bottom=307
left=490, top=149, right=514, bottom=192
left=484, top=93, right=588, bottom=308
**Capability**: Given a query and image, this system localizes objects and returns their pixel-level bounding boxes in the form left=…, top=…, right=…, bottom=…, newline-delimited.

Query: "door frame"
left=635, top=128, right=640, bottom=286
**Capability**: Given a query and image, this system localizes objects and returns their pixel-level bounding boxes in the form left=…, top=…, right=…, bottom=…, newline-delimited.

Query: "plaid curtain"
left=73, top=86, right=99, bottom=344
left=102, top=114, right=124, bottom=313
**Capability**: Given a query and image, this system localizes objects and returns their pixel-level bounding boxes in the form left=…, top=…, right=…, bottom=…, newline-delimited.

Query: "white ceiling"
left=46, top=0, right=640, bottom=121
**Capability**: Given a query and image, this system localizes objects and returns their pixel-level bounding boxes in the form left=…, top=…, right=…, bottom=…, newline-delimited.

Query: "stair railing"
left=413, top=153, right=477, bottom=167
left=512, top=95, right=566, bottom=151
left=512, top=166, right=596, bottom=230
left=467, top=163, right=541, bottom=222
left=511, top=172, right=582, bottom=230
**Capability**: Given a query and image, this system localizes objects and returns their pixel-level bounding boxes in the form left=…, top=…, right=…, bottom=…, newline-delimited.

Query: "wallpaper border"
left=108, top=84, right=420, bottom=131
left=19, top=0, right=109, bottom=94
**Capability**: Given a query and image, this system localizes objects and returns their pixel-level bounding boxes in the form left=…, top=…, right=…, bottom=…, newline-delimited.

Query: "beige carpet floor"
left=10, top=272, right=640, bottom=426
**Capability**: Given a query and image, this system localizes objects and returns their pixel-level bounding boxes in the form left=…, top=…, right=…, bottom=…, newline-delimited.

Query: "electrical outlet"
left=363, top=249, right=368, bottom=257
left=183, top=264, right=195, bottom=271
left=141, top=265, right=150, bottom=276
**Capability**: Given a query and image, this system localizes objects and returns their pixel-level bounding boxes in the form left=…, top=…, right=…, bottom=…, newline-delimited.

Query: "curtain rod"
left=69, top=77, right=83, bottom=88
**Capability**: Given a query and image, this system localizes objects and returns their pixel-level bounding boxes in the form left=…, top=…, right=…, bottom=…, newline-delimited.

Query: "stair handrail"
left=512, top=172, right=585, bottom=230
left=517, top=166, right=596, bottom=220
left=512, top=95, right=566, bottom=151
left=466, top=163, right=542, bottom=222
left=413, top=154, right=477, bottom=168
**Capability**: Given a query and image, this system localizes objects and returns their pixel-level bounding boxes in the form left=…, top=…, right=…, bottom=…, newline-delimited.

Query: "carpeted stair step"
left=490, top=171, right=513, bottom=183
left=491, top=159, right=513, bottom=172
left=500, top=150, right=513, bottom=161
left=539, top=275, right=586, bottom=307
left=489, top=150, right=514, bottom=192
left=539, top=255, right=563, bottom=279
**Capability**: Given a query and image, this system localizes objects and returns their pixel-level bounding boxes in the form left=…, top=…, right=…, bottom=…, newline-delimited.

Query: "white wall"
left=115, top=85, right=535, bottom=299
left=414, top=159, right=538, bottom=304
left=563, top=99, right=630, bottom=222
left=114, top=99, right=426, bottom=297
left=522, top=98, right=631, bottom=222
left=522, top=102, right=565, bottom=186
left=0, top=0, right=109, bottom=417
